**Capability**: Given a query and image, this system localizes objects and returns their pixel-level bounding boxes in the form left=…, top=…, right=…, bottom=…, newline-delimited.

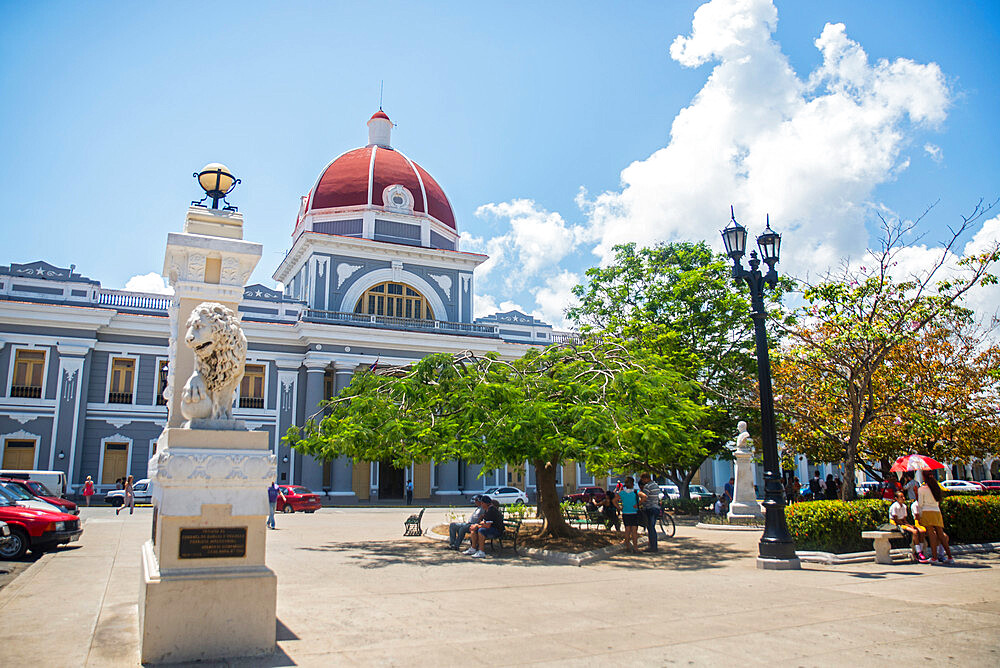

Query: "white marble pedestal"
left=728, top=447, right=764, bottom=521
left=139, top=428, right=277, bottom=664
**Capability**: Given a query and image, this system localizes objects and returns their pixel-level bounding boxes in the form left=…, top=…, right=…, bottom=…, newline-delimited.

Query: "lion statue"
left=180, top=302, right=247, bottom=423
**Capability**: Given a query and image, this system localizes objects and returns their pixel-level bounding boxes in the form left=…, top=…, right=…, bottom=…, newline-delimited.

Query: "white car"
left=940, top=480, right=983, bottom=493
left=656, top=484, right=681, bottom=501
left=478, top=486, right=529, bottom=505
left=105, top=479, right=153, bottom=506
left=0, top=483, right=64, bottom=514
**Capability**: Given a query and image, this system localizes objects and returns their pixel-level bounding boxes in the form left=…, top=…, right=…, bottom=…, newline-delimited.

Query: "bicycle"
left=658, top=508, right=676, bottom=538
left=639, top=506, right=676, bottom=539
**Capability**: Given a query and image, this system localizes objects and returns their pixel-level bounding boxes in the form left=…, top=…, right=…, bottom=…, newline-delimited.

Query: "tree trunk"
left=534, top=459, right=575, bottom=538
left=842, top=432, right=860, bottom=501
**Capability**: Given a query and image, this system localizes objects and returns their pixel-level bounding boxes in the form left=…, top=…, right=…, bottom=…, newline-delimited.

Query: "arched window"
left=354, top=282, right=434, bottom=320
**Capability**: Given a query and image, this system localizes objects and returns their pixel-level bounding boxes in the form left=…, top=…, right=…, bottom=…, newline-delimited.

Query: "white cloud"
left=124, top=272, right=173, bottom=295
left=924, top=143, right=942, bottom=162
left=531, top=271, right=580, bottom=330
left=473, top=293, right=524, bottom=319
left=474, top=199, right=585, bottom=282
left=961, top=215, right=1000, bottom=320
left=580, top=0, right=950, bottom=278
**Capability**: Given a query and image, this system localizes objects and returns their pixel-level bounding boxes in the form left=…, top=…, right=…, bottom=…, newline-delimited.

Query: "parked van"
left=0, top=470, right=68, bottom=496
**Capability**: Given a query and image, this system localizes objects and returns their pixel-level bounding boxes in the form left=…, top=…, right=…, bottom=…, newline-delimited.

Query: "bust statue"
left=735, top=420, right=752, bottom=455
left=180, top=302, right=247, bottom=424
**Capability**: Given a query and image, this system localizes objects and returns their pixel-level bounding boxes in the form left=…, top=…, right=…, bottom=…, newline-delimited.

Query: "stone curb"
left=695, top=522, right=763, bottom=532
left=0, top=551, right=55, bottom=610
left=797, top=541, right=1000, bottom=565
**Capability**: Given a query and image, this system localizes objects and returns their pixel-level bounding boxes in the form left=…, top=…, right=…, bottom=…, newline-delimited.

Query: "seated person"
left=585, top=495, right=600, bottom=513
left=448, top=495, right=485, bottom=550
left=889, top=491, right=927, bottom=563
left=465, top=495, right=504, bottom=558
left=592, top=490, right=620, bottom=531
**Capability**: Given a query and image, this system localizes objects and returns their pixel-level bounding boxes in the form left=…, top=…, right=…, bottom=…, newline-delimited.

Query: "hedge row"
left=784, top=496, right=1000, bottom=553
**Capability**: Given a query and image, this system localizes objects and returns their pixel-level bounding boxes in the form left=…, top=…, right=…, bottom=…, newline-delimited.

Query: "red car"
left=979, top=480, right=1000, bottom=491
left=0, top=492, right=83, bottom=559
left=561, top=487, right=607, bottom=503
left=0, top=477, right=78, bottom=515
left=276, top=485, right=321, bottom=513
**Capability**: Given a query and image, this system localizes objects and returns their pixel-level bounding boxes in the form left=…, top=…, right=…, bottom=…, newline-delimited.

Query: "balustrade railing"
left=10, top=385, right=42, bottom=399
left=97, top=289, right=171, bottom=311
left=108, top=392, right=133, bottom=404
left=300, top=309, right=500, bottom=337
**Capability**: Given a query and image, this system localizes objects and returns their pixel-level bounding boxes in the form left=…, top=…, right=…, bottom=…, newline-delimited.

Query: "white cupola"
left=367, top=110, right=392, bottom=148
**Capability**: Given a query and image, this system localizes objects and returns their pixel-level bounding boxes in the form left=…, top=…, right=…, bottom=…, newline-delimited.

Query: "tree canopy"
left=773, top=202, right=1000, bottom=497
left=568, top=241, right=785, bottom=496
left=286, top=342, right=709, bottom=536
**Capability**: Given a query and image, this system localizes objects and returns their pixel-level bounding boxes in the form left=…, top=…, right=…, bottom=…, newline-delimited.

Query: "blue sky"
left=1, top=1, right=997, bottom=327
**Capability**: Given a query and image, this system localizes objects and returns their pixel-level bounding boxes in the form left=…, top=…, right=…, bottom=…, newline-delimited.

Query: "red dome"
left=309, top=145, right=456, bottom=230
left=370, top=110, right=391, bottom=121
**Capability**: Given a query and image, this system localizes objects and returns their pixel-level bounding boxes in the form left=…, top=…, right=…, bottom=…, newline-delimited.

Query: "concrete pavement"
left=1, top=505, right=998, bottom=666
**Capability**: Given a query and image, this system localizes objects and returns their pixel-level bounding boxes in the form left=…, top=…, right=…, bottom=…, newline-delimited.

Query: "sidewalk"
left=2, top=506, right=999, bottom=666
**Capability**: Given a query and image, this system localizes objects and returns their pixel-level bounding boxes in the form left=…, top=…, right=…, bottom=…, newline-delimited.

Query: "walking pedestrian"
left=116, top=475, right=134, bottom=515
left=916, top=471, right=954, bottom=564
left=405, top=479, right=413, bottom=505
left=267, top=481, right=285, bottom=529
left=638, top=473, right=661, bottom=553
left=82, top=475, right=95, bottom=507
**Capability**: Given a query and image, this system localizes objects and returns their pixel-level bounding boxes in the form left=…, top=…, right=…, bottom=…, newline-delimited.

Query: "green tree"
left=568, top=241, right=785, bottom=497
left=286, top=342, right=708, bottom=537
left=773, top=202, right=999, bottom=498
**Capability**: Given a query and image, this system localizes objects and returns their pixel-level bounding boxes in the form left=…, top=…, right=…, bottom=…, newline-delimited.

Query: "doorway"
left=101, top=442, right=129, bottom=484
left=377, top=460, right=405, bottom=499
left=2, top=439, right=36, bottom=469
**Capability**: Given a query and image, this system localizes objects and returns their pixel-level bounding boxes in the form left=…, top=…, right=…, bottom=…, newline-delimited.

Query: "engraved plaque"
left=178, top=527, right=247, bottom=559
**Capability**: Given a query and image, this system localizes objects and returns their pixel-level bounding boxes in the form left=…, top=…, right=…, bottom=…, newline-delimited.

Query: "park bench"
left=861, top=529, right=904, bottom=564
left=403, top=507, right=425, bottom=536
left=563, top=506, right=609, bottom=530
left=485, top=517, right=522, bottom=554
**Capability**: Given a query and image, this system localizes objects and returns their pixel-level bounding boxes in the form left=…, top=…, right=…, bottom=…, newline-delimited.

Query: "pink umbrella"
left=890, top=454, right=945, bottom=473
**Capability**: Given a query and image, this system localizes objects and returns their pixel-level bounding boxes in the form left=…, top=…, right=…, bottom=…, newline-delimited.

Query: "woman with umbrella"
left=892, top=455, right=955, bottom=565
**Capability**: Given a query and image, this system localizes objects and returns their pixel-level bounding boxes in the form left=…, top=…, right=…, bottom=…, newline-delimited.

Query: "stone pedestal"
left=728, top=447, right=763, bottom=521
left=139, top=428, right=277, bottom=664
left=140, top=204, right=274, bottom=664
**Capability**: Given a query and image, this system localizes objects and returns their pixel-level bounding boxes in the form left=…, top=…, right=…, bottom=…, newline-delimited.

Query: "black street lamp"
left=721, top=207, right=800, bottom=569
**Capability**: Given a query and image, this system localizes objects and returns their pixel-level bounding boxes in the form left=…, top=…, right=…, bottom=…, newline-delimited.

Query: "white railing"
left=301, top=309, right=500, bottom=337
left=97, top=289, right=171, bottom=311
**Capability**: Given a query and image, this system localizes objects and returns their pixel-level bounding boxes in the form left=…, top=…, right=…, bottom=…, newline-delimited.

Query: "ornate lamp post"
left=721, top=207, right=800, bottom=569
left=192, top=162, right=240, bottom=210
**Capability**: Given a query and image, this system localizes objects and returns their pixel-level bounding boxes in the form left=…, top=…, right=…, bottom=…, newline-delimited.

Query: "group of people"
left=614, top=474, right=663, bottom=553
left=446, top=494, right=504, bottom=558
left=888, top=470, right=955, bottom=564
left=580, top=474, right=666, bottom=553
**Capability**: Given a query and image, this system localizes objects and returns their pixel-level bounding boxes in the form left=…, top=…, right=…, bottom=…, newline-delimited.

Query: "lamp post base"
left=757, top=556, right=802, bottom=570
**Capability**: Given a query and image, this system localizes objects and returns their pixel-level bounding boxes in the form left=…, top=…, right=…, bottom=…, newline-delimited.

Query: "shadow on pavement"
left=298, top=538, right=541, bottom=568
left=298, top=535, right=744, bottom=571
left=599, top=536, right=746, bottom=571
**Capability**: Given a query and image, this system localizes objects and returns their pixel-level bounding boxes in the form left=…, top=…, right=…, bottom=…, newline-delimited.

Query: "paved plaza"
left=1, top=506, right=998, bottom=667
